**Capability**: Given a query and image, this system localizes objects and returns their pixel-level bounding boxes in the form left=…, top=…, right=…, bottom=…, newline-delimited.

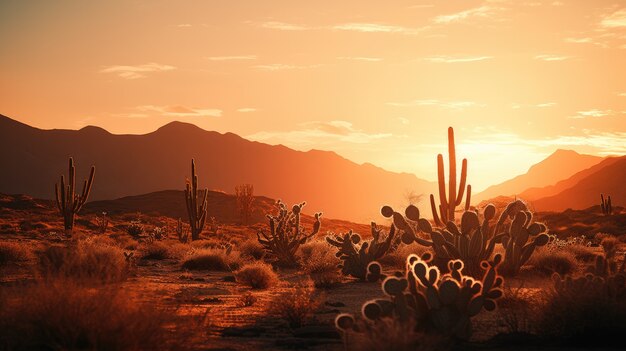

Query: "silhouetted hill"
left=0, top=114, right=435, bottom=222
left=531, top=157, right=626, bottom=212
left=473, top=149, right=603, bottom=203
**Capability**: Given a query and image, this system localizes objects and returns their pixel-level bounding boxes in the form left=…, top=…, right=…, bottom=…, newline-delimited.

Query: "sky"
left=1, top=0, right=625, bottom=191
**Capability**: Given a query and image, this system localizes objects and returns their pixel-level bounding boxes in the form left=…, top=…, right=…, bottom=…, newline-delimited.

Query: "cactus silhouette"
left=184, top=159, right=208, bottom=241
left=335, top=252, right=504, bottom=340
left=326, top=223, right=397, bottom=281
left=600, top=194, right=613, bottom=216
left=429, top=127, right=471, bottom=227
left=54, top=157, right=95, bottom=236
left=257, top=200, right=322, bottom=267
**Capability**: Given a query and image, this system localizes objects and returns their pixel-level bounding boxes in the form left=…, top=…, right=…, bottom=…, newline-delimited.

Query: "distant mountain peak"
left=153, top=121, right=206, bottom=134
left=79, top=125, right=110, bottom=135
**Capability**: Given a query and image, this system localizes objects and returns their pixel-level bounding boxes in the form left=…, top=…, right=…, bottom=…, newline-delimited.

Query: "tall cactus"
left=600, top=194, right=613, bottom=216
left=184, top=159, right=208, bottom=241
left=54, top=157, right=95, bottom=235
left=430, top=127, right=471, bottom=227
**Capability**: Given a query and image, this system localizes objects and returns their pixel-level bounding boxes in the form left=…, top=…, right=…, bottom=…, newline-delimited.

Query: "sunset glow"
left=1, top=0, right=625, bottom=190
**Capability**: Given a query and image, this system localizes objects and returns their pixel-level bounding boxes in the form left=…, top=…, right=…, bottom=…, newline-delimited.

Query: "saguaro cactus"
left=430, top=127, right=471, bottom=227
left=54, top=157, right=95, bottom=235
left=600, top=194, right=613, bottom=216
left=184, top=159, right=208, bottom=241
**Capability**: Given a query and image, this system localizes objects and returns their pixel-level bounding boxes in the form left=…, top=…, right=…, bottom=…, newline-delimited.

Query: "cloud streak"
left=100, top=63, right=176, bottom=79
left=534, top=54, right=570, bottom=61
left=434, top=6, right=495, bottom=24
left=207, top=55, right=257, bottom=61
left=333, top=23, right=425, bottom=35
left=423, top=55, right=493, bottom=63
left=136, top=105, right=222, bottom=118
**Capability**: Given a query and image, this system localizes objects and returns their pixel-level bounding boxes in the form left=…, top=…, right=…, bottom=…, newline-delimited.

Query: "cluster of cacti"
left=429, top=127, right=471, bottom=227
left=184, top=159, right=208, bottom=241
left=600, top=193, right=613, bottom=215
left=146, top=226, right=167, bottom=242
left=498, top=200, right=550, bottom=276
left=257, top=200, right=322, bottom=267
left=326, top=222, right=397, bottom=281
left=553, top=252, right=626, bottom=300
left=126, top=220, right=144, bottom=238
left=96, top=212, right=109, bottom=234
left=176, top=218, right=189, bottom=243
left=235, top=184, right=255, bottom=224
left=335, top=252, right=504, bottom=340
left=54, top=157, right=95, bottom=235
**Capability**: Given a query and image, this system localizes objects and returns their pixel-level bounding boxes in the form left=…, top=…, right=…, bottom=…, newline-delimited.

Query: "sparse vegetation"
left=182, top=247, right=242, bottom=271
left=238, top=238, right=265, bottom=260
left=269, top=281, right=321, bottom=328
left=0, top=241, right=34, bottom=266
left=530, top=248, right=577, bottom=276
left=53, top=157, right=95, bottom=236
left=126, top=220, right=144, bottom=238
left=235, top=261, right=279, bottom=289
left=235, top=183, right=255, bottom=224
left=184, top=159, right=208, bottom=241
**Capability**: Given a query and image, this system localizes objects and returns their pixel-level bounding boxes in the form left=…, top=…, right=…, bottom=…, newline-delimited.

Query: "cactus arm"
left=448, top=127, right=457, bottom=221
left=436, top=154, right=448, bottom=220
left=455, top=158, right=468, bottom=206
left=465, top=185, right=472, bottom=211
left=430, top=194, right=442, bottom=227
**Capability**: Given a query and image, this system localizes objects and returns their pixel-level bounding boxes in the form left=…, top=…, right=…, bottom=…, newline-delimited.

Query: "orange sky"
left=1, top=0, right=625, bottom=191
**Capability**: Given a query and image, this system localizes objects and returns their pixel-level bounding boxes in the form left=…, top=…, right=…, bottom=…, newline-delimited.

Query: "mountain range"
left=0, top=114, right=435, bottom=222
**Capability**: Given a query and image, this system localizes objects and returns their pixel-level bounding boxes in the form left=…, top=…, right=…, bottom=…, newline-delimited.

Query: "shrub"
left=235, top=262, right=279, bottom=289
left=341, top=318, right=446, bottom=351
left=529, top=248, right=577, bottom=276
left=0, top=280, right=179, bottom=350
left=269, top=281, right=321, bottom=328
left=238, top=292, right=257, bottom=307
left=601, top=236, right=619, bottom=257
left=141, top=241, right=171, bottom=260
left=126, top=221, right=144, bottom=238
left=38, top=239, right=130, bottom=283
left=297, top=240, right=342, bottom=288
left=238, top=238, right=265, bottom=260
left=378, top=243, right=427, bottom=270
left=181, top=248, right=242, bottom=271
left=0, top=241, right=34, bottom=266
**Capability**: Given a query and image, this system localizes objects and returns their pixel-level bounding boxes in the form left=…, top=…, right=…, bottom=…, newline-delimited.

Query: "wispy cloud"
left=247, top=120, right=392, bottom=146
left=206, top=55, right=257, bottom=61
left=512, top=102, right=557, bottom=109
left=423, top=55, right=493, bottom=63
left=600, top=8, right=626, bottom=28
left=136, top=105, right=222, bottom=118
left=387, top=99, right=484, bottom=110
left=259, top=21, right=309, bottom=31
left=100, top=63, right=176, bottom=79
left=569, top=109, right=614, bottom=119
left=336, top=56, right=383, bottom=62
left=332, top=23, right=425, bottom=35
left=534, top=54, right=570, bottom=61
left=175, top=24, right=192, bottom=28
left=237, top=108, right=257, bottom=113
left=252, top=63, right=321, bottom=71
left=434, top=6, right=495, bottom=24
left=564, top=37, right=592, bottom=44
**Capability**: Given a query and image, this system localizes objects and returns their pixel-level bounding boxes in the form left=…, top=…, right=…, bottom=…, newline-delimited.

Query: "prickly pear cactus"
left=553, top=253, right=626, bottom=300
left=257, top=200, right=322, bottom=267
left=326, top=222, right=396, bottom=281
left=498, top=200, right=550, bottom=276
left=335, top=252, right=504, bottom=340
left=382, top=203, right=503, bottom=277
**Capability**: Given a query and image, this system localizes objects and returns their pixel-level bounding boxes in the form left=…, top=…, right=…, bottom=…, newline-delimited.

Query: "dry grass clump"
left=297, top=240, right=342, bottom=289
left=235, top=262, right=279, bottom=289
left=238, top=238, right=265, bottom=260
left=0, top=280, right=179, bottom=350
left=141, top=241, right=172, bottom=260
left=378, top=243, right=427, bottom=270
left=537, top=280, right=626, bottom=347
left=601, top=236, right=619, bottom=257
left=269, top=281, right=321, bottom=328
left=341, top=318, right=446, bottom=351
left=529, top=248, right=577, bottom=276
left=38, top=239, right=130, bottom=283
left=0, top=241, right=34, bottom=266
left=181, top=248, right=242, bottom=271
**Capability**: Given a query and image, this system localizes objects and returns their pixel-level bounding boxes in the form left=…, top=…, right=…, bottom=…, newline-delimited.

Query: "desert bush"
left=336, top=252, right=504, bottom=341
left=269, top=281, right=321, bottom=328
left=297, top=239, right=342, bottom=288
left=238, top=238, right=265, bottom=260
left=0, top=241, right=34, bottom=266
left=311, top=271, right=343, bottom=289
left=545, top=235, right=596, bottom=262
left=235, top=262, right=279, bottom=289
left=141, top=241, right=171, bottom=260
left=378, top=243, right=428, bottom=270
left=238, top=292, right=257, bottom=307
left=168, top=242, right=193, bottom=259
left=182, top=248, right=242, bottom=271
left=0, top=280, right=179, bottom=350
left=340, top=318, right=447, bottom=351
left=38, top=239, right=130, bottom=283
left=126, top=220, right=144, bottom=238
left=529, top=248, right=577, bottom=276
left=539, top=254, right=626, bottom=347
left=601, top=236, right=619, bottom=257
left=257, top=201, right=322, bottom=267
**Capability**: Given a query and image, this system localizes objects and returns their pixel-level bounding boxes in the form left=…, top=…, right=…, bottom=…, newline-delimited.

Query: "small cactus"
left=184, top=159, right=208, bottom=241
left=54, top=157, right=95, bottom=236
left=326, top=223, right=397, bottom=281
left=335, top=252, right=504, bottom=340
left=257, top=200, right=322, bottom=267
left=553, top=252, right=626, bottom=300
left=176, top=218, right=189, bottom=243
left=600, top=194, right=613, bottom=216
